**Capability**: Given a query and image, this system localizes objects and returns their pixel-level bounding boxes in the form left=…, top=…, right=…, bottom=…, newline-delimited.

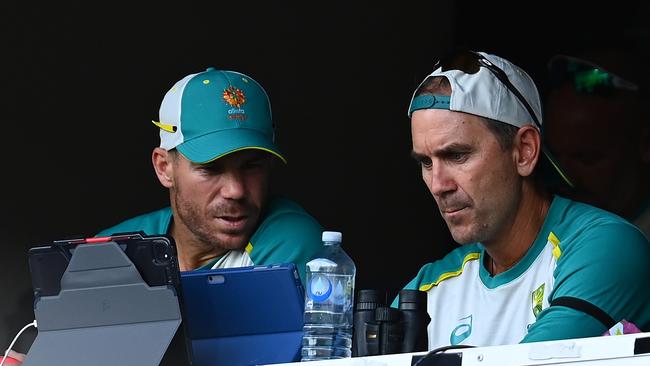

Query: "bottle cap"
left=322, top=231, right=343, bottom=243
left=398, top=289, right=427, bottom=311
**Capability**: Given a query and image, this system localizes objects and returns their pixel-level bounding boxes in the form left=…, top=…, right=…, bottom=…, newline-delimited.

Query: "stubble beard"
left=173, top=188, right=253, bottom=253
left=445, top=213, right=487, bottom=245
left=436, top=194, right=483, bottom=244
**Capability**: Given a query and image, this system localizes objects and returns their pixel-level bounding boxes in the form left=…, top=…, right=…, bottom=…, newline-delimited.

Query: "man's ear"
left=152, top=147, right=174, bottom=188
left=513, top=126, right=541, bottom=177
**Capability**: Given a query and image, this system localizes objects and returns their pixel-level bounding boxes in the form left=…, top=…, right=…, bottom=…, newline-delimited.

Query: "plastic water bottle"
left=301, top=231, right=356, bottom=361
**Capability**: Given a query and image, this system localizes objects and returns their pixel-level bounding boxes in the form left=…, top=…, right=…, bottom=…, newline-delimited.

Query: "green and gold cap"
left=153, top=68, right=286, bottom=164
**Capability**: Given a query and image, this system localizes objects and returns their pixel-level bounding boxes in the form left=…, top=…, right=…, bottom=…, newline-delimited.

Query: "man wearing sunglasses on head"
left=394, top=49, right=650, bottom=349
left=544, top=48, right=650, bottom=240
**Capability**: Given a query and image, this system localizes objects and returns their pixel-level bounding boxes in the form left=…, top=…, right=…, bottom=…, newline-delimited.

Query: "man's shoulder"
left=248, top=196, right=322, bottom=250
left=547, top=196, right=650, bottom=276
left=552, top=195, right=635, bottom=226
left=247, top=197, right=324, bottom=279
left=549, top=196, right=649, bottom=249
left=265, top=196, right=313, bottom=216
left=414, top=244, right=482, bottom=291
left=96, top=207, right=173, bottom=237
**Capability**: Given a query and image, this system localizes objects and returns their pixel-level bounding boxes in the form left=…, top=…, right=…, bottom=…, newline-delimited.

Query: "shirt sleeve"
left=248, top=211, right=324, bottom=286
left=390, top=263, right=433, bottom=308
left=522, top=222, right=650, bottom=342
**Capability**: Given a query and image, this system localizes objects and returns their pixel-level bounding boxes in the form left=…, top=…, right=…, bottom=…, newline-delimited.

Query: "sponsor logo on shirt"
left=450, top=314, right=472, bottom=345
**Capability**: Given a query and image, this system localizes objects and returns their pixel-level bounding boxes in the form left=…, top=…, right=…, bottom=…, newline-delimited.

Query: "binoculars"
left=352, top=289, right=430, bottom=357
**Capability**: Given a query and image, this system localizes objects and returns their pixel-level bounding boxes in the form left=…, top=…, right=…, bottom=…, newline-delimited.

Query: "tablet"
left=27, top=233, right=181, bottom=298
left=180, top=263, right=305, bottom=366
left=23, top=233, right=185, bottom=366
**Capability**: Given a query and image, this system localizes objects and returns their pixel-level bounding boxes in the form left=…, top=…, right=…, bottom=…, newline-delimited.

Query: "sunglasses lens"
left=574, top=68, right=613, bottom=93
left=549, top=58, right=638, bottom=95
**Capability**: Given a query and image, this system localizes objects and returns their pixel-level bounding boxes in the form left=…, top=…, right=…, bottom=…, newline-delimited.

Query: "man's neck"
left=170, top=219, right=227, bottom=271
left=485, top=184, right=552, bottom=276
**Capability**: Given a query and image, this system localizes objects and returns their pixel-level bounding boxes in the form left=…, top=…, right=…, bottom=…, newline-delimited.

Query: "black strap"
left=634, top=336, right=650, bottom=355
left=551, top=296, right=617, bottom=329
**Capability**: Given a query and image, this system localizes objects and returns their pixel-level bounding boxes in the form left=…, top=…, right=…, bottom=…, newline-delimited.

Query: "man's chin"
left=213, top=232, right=252, bottom=251
left=209, top=218, right=257, bottom=250
left=449, top=228, right=477, bottom=245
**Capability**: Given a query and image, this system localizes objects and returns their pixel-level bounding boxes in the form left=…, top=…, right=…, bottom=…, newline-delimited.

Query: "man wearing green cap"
left=97, top=68, right=323, bottom=282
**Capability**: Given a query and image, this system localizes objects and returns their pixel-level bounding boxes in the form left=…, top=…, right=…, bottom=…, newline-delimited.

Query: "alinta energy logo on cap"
left=223, top=85, right=247, bottom=120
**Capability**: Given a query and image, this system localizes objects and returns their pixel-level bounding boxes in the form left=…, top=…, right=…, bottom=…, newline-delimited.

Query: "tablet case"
left=23, top=236, right=183, bottom=366
left=181, top=264, right=305, bottom=366
left=27, top=233, right=181, bottom=298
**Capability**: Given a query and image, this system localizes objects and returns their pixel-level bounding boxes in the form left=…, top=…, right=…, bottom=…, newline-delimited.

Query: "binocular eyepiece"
left=352, top=289, right=430, bottom=357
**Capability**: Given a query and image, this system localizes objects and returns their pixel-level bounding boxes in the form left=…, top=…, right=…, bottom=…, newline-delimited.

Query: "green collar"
left=478, top=196, right=562, bottom=288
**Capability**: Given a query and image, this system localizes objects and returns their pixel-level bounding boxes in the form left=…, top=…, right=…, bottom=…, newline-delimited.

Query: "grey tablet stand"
left=23, top=242, right=182, bottom=366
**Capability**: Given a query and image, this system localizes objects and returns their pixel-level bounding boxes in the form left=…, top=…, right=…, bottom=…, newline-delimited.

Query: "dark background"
left=1, top=0, right=648, bottom=352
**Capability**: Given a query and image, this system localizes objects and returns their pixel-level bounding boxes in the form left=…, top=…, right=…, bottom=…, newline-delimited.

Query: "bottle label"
left=306, top=273, right=354, bottom=310
left=308, top=274, right=334, bottom=302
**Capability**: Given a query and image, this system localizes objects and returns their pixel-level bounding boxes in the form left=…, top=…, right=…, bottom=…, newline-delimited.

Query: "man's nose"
left=221, top=171, right=246, bottom=199
left=425, top=164, right=456, bottom=197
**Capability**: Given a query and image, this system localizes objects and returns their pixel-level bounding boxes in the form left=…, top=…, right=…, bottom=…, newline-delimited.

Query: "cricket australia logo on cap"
left=223, top=86, right=247, bottom=120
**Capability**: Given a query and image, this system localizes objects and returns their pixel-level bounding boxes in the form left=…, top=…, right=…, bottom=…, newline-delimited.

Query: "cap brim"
left=176, top=128, right=286, bottom=164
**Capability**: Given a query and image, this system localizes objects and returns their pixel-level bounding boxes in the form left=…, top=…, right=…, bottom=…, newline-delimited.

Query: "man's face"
left=170, top=149, right=272, bottom=251
left=411, top=109, right=522, bottom=244
left=545, top=85, right=642, bottom=217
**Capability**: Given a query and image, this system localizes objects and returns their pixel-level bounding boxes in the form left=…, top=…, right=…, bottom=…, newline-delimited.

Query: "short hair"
left=414, top=76, right=519, bottom=150
left=166, top=148, right=178, bottom=160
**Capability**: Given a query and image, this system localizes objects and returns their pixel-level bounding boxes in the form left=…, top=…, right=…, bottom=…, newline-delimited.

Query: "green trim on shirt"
left=477, top=198, right=566, bottom=288
left=390, top=245, right=481, bottom=308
